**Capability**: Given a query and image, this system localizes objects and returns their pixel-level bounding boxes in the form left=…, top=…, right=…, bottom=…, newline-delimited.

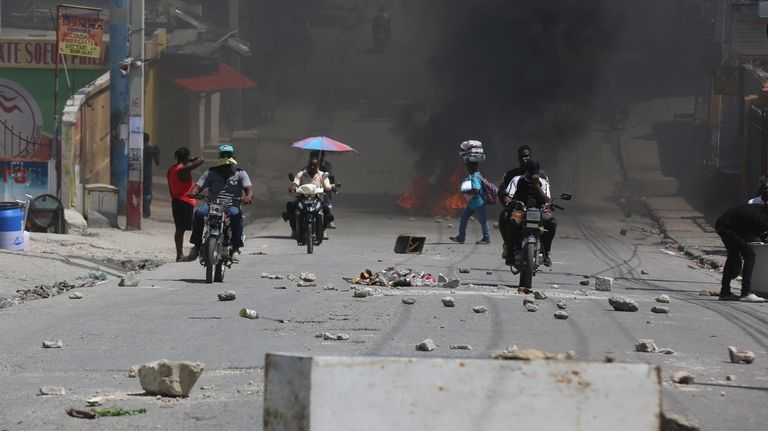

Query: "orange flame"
left=436, top=167, right=466, bottom=216
left=396, top=167, right=467, bottom=216
left=396, top=177, right=429, bottom=210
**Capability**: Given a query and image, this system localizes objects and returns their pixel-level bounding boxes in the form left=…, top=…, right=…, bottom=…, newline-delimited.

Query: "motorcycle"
left=287, top=173, right=339, bottom=254
left=196, top=195, right=240, bottom=283
left=506, top=193, right=572, bottom=288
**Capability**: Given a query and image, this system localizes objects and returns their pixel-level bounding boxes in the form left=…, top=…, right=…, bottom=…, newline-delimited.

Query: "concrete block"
left=595, top=276, right=613, bottom=291
left=750, top=243, right=768, bottom=297
left=263, top=354, right=661, bottom=431
left=63, top=208, right=87, bottom=234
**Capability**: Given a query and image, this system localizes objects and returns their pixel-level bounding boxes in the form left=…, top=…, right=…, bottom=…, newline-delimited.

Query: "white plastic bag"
left=460, top=180, right=473, bottom=192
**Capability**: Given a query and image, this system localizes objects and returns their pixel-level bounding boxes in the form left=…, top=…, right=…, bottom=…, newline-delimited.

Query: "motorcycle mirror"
left=288, top=173, right=295, bottom=181
left=559, top=192, right=573, bottom=201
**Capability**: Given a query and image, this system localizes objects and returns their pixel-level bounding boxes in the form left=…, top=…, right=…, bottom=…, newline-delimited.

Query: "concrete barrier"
left=263, top=354, right=661, bottom=431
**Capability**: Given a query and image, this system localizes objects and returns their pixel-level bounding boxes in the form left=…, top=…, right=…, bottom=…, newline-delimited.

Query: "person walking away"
left=715, top=204, right=768, bottom=302
left=187, top=144, right=253, bottom=263
left=450, top=161, right=490, bottom=244
left=502, top=159, right=556, bottom=266
left=167, top=147, right=204, bottom=261
left=285, top=156, right=334, bottom=239
left=498, top=145, right=550, bottom=261
left=143, top=132, right=160, bottom=218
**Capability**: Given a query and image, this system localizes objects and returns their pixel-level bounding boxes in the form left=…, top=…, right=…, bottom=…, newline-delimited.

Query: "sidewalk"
left=617, top=98, right=726, bottom=270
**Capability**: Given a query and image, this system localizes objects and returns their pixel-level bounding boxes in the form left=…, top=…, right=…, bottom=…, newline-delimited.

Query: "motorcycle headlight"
left=512, top=211, right=523, bottom=224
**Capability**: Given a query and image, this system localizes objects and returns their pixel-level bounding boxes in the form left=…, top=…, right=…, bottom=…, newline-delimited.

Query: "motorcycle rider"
left=187, top=144, right=253, bottom=263
left=498, top=146, right=550, bottom=262
left=310, top=150, right=337, bottom=228
left=285, top=155, right=334, bottom=239
left=502, top=158, right=556, bottom=267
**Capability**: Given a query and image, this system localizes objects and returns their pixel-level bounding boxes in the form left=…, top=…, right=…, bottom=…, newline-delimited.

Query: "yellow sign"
left=58, top=14, right=104, bottom=58
left=0, top=38, right=108, bottom=69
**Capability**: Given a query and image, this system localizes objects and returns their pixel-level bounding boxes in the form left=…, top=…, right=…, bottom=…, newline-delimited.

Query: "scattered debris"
left=317, top=333, right=350, bottom=341
left=551, top=284, right=559, bottom=289
left=447, top=223, right=454, bottom=228
left=604, top=352, right=616, bottom=363
left=579, top=280, right=590, bottom=286
left=533, top=291, right=547, bottom=300
left=698, top=290, right=719, bottom=296
left=726, top=375, right=735, bottom=381
left=609, top=296, right=639, bottom=312
left=118, top=272, right=139, bottom=287
left=128, top=366, right=139, bottom=378
left=518, top=287, right=533, bottom=294
left=442, top=279, right=460, bottom=289
left=486, top=271, right=493, bottom=275
left=300, top=272, right=317, bottom=282
left=437, top=274, right=448, bottom=283
left=472, top=305, right=487, bottom=313
left=728, top=346, right=756, bottom=364
left=523, top=297, right=536, bottom=306
left=458, top=268, right=470, bottom=274
left=87, top=270, right=108, bottom=281
left=296, top=281, right=317, bottom=287
left=556, top=300, right=567, bottom=310
left=658, top=348, right=675, bottom=355
left=671, top=371, right=694, bottom=385
left=274, top=286, right=287, bottom=290
left=69, top=292, right=83, bottom=299
left=217, top=291, right=236, bottom=301
left=353, top=287, right=375, bottom=298
left=651, top=306, right=670, bottom=314
left=260, top=273, right=270, bottom=278
left=287, top=274, right=297, bottom=281
left=441, top=297, right=456, bottom=307
left=655, top=294, right=670, bottom=303
left=640, top=270, right=649, bottom=275
left=554, top=311, right=569, bottom=320
left=42, top=340, right=63, bottom=349
left=449, top=344, right=473, bottom=350
left=39, top=386, right=65, bottom=395
left=249, top=251, right=267, bottom=255
left=138, top=359, right=204, bottom=397
left=86, top=397, right=104, bottom=406
left=239, top=308, right=259, bottom=319
left=524, top=303, right=538, bottom=312
left=323, top=284, right=337, bottom=291
left=402, top=297, right=416, bottom=305
left=492, top=346, right=573, bottom=361
left=594, top=276, right=613, bottom=291
left=416, top=339, right=436, bottom=352
left=619, top=228, right=627, bottom=236
left=67, top=406, right=147, bottom=419
left=635, top=339, right=658, bottom=353
left=103, top=258, right=162, bottom=273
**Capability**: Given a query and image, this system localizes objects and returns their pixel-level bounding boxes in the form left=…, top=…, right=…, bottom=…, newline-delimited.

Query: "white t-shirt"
left=505, top=175, right=551, bottom=199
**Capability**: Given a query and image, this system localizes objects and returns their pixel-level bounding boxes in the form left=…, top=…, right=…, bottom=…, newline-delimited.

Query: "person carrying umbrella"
left=284, top=154, right=335, bottom=239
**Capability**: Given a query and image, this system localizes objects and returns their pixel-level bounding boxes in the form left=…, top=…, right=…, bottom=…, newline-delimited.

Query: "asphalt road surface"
left=1, top=199, right=767, bottom=430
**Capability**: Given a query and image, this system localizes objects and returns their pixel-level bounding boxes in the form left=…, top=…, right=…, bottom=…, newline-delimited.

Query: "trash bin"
left=750, top=242, right=768, bottom=297
left=84, top=183, right=118, bottom=227
left=0, top=202, right=25, bottom=250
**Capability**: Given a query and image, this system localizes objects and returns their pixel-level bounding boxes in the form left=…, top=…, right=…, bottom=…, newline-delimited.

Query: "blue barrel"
left=0, top=202, right=24, bottom=251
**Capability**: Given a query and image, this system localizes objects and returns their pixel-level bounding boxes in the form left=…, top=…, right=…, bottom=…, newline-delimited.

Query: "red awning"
left=173, top=64, right=257, bottom=93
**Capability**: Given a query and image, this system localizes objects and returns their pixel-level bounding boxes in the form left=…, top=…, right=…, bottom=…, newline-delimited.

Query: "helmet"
left=218, top=144, right=235, bottom=156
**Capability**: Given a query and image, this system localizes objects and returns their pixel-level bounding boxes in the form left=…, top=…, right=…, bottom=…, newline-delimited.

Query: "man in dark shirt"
left=715, top=204, right=768, bottom=302
left=498, top=147, right=554, bottom=265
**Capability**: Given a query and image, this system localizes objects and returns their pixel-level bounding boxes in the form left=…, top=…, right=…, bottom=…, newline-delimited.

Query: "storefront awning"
left=173, top=63, right=257, bottom=93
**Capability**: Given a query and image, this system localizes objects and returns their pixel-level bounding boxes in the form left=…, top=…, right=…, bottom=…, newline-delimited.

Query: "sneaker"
left=739, top=293, right=766, bottom=303
left=183, top=246, right=199, bottom=262
left=718, top=293, right=741, bottom=301
left=231, top=249, right=241, bottom=263
left=449, top=236, right=465, bottom=244
left=542, top=252, right=552, bottom=267
left=475, top=238, right=490, bottom=245
left=328, top=221, right=337, bottom=229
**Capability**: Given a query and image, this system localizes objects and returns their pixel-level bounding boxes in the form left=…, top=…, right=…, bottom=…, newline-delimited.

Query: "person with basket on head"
left=449, top=140, right=493, bottom=245
left=187, top=144, right=253, bottom=263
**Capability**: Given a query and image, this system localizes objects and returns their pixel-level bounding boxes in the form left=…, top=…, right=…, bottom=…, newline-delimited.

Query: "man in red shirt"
left=167, top=147, right=205, bottom=261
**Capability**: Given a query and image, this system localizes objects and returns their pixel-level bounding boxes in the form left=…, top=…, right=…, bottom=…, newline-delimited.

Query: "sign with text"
left=58, top=14, right=104, bottom=58
left=0, top=38, right=108, bottom=69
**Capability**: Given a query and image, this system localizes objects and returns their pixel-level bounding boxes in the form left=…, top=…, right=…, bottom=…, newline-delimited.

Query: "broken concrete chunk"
left=594, top=276, right=613, bottom=291
left=86, top=396, right=104, bottom=406
left=449, top=344, right=473, bottom=350
left=437, top=274, right=448, bottom=283
left=316, top=332, right=332, bottom=339
left=524, top=303, right=538, bottom=312
left=138, top=359, right=204, bottom=397
left=726, top=375, right=735, bottom=381
left=641, top=270, right=650, bottom=275
left=655, top=294, right=670, bottom=303
left=533, top=291, right=547, bottom=300
left=353, top=287, right=375, bottom=298
left=579, top=280, right=590, bottom=286
left=297, top=281, right=317, bottom=287
left=42, top=340, right=63, bottom=349
left=635, top=339, right=658, bottom=353
left=441, top=279, right=460, bottom=289
left=523, top=297, right=536, bottom=306
left=651, top=306, right=670, bottom=314
left=323, top=284, right=337, bottom=291
left=658, top=348, right=675, bottom=355
left=39, top=386, right=65, bottom=396
left=671, top=371, right=695, bottom=385
left=492, top=347, right=571, bottom=361
left=335, top=334, right=350, bottom=341
left=69, top=292, right=83, bottom=299
left=472, top=305, right=487, bottom=313
left=260, top=273, right=270, bottom=278
left=458, top=268, right=470, bottom=274
left=728, top=346, right=756, bottom=364
left=609, top=296, right=639, bottom=312
left=300, top=272, right=317, bottom=282
left=239, top=308, right=259, bottom=319
left=128, top=365, right=139, bottom=378
left=556, top=300, right=567, bottom=310
left=416, top=339, right=436, bottom=352
left=118, top=272, right=140, bottom=287
left=554, top=311, right=569, bottom=320
left=402, top=297, right=416, bottom=305
left=660, top=411, right=701, bottom=431
left=217, top=291, right=236, bottom=301
left=441, top=296, right=456, bottom=307
left=287, top=274, right=297, bottom=281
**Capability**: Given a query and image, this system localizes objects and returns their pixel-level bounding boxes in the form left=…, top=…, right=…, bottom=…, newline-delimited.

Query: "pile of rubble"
left=350, top=266, right=457, bottom=288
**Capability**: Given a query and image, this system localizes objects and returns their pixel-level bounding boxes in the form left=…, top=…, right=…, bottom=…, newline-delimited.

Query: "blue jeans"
left=190, top=203, right=244, bottom=249
left=457, top=204, right=489, bottom=241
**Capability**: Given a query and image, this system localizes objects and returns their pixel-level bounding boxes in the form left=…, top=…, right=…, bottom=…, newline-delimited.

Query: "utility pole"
left=126, top=0, right=145, bottom=230
left=109, top=0, right=129, bottom=228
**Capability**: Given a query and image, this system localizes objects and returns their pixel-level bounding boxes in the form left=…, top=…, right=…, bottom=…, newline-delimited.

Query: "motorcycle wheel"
left=306, top=222, right=314, bottom=254
left=205, top=236, right=217, bottom=283
left=526, top=242, right=537, bottom=274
